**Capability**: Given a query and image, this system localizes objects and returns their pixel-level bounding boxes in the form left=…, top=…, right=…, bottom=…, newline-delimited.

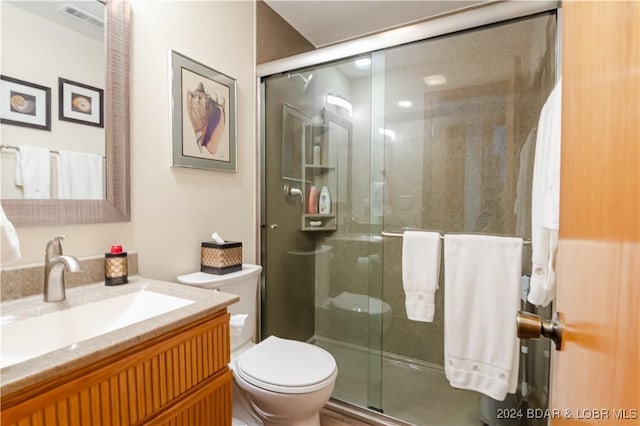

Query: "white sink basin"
left=1, top=290, right=194, bottom=369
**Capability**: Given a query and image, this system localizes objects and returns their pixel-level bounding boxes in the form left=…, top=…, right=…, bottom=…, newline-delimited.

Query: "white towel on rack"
left=402, top=231, right=441, bottom=322
left=529, top=79, right=562, bottom=306
left=58, top=150, right=104, bottom=199
left=14, top=145, right=51, bottom=199
left=444, top=234, right=522, bottom=401
left=1, top=205, right=21, bottom=263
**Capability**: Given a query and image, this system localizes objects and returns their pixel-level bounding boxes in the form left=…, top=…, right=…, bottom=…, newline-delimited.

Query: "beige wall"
left=256, top=0, right=313, bottom=64
left=5, top=1, right=257, bottom=283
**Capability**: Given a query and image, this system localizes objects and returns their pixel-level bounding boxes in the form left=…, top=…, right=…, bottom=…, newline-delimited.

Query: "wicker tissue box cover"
left=201, top=241, right=242, bottom=274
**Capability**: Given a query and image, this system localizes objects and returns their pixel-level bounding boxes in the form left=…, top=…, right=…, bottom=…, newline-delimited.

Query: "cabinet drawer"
left=146, top=370, right=232, bottom=426
left=2, top=312, right=230, bottom=426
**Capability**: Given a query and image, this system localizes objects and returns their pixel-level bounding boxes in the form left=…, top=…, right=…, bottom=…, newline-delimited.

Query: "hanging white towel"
left=444, top=234, right=522, bottom=401
left=14, top=145, right=51, bottom=199
left=0, top=205, right=21, bottom=263
left=402, top=231, right=441, bottom=322
left=58, top=151, right=104, bottom=200
left=529, top=79, right=562, bottom=306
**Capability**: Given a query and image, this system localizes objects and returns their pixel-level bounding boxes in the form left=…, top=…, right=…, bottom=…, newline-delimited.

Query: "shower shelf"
left=299, top=107, right=345, bottom=233
left=302, top=214, right=336, bottom=231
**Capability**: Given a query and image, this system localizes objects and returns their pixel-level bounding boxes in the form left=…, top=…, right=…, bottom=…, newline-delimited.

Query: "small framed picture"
left=58, top=77, right=104, bottom=128
left=0, top=75, right=51, bottom=131
left=170, top=50, right=237, bottom=172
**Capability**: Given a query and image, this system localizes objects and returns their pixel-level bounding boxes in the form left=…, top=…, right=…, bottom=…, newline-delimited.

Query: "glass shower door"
left=261, top=11, right=557, bottom=423
left=261, top=56, right=384, bottom=410
left=374, top=12, right=557, bottom=425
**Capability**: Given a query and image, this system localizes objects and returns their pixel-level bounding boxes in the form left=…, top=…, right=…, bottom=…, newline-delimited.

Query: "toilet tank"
left=177, top=264, right=262, bottom=351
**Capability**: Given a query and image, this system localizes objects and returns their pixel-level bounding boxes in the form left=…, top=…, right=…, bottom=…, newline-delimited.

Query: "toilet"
left=177, top=264, right=337, bottom=426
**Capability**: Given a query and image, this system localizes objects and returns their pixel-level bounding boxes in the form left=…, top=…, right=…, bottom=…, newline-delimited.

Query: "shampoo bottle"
left=312, top=137, right=321, bottom=165
left=319, top=186, right=331, bottom=214
left=307, top=186, right=319, bottom=214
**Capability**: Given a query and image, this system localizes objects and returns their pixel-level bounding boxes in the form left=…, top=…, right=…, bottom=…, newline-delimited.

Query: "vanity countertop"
left=0, top=276, right=238, bottom=397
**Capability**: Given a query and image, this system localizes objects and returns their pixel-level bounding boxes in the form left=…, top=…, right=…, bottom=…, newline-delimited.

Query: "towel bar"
left=380, top=230, right=532, bottom=246
left=0, top=144, right=105, bottom=159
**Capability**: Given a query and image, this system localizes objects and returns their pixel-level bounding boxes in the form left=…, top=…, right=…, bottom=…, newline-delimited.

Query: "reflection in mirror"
left=1, top=0, right=130, bottom=226
left=1, top=1, right=105, bottom=200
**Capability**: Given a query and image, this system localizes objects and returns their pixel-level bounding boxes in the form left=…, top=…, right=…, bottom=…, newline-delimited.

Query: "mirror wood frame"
left=1, top=0, right=130, bottom=227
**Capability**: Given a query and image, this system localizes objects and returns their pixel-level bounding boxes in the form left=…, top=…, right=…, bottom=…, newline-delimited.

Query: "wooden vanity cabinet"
left=1, top=311, right=232, bottom=426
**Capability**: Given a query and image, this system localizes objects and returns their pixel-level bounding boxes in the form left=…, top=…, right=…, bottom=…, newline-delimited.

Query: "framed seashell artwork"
left=58, top=77, right=104, bottom=128
left=0, top=75, right=51, bottom=131
left=170, top=50, right=237, bottom=172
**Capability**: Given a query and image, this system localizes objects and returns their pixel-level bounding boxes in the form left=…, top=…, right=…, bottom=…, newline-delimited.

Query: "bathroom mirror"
left=1, top=0, right=130, bottom=226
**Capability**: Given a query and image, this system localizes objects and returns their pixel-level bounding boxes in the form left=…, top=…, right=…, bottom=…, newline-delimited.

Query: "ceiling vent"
left=58, top=3, right=104, bottom=29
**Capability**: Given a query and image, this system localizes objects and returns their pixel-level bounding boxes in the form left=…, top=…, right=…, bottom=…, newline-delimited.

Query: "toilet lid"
left=236, top=336, right=337, bottom=394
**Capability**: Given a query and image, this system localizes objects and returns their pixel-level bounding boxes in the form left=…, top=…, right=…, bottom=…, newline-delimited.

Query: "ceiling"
left=7, top=1, right=104, bottom=41
left=263, top=0, right=488, bottom=47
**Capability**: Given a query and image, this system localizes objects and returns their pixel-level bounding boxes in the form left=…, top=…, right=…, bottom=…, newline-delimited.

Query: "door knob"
left=516, top=311, right=563, bottom=351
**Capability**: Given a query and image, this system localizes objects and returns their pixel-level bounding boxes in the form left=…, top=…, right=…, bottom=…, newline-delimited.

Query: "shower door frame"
left=256, top=1, right=559, bottom=79
left=257, top=0, right=561, bottom=418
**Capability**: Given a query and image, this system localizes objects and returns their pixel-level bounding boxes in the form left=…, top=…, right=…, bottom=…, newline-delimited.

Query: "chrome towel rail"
left=381, top=230, right=532, bottom=246
left=2, top=143, right=63, bottom=156
left=0, top=144, right=105, bottom=159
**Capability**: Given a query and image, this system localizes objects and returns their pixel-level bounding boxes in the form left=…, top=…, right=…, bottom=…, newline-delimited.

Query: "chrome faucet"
left=44, top=236, right=81, bottom=302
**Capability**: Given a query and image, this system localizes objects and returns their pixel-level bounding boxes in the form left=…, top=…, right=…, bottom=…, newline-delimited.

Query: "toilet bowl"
left=177, top=264, right=337, bottom=426
left=232, top=336, right=337, bottom=426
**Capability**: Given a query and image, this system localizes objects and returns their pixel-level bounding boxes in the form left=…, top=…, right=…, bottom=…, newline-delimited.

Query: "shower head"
left=288, top=73, right=314, bottom=92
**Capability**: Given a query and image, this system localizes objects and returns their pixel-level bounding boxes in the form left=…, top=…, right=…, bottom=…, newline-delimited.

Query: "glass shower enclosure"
left=260, top=9, right=557, bottom=425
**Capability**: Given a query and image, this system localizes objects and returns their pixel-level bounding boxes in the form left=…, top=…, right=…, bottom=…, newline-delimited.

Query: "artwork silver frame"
left=170, top=50, right=237, bottom=172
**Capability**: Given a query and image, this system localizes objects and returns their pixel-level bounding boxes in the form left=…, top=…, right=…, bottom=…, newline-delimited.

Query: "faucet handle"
left=45, top=235, right=66, bottom=259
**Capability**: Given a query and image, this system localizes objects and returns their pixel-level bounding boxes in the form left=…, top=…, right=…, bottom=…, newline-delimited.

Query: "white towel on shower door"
left=14, top=145, right=51, bottom=199
left=402, top=231, right=441, bottom=322
left=443, top=234, right=522, bottom=401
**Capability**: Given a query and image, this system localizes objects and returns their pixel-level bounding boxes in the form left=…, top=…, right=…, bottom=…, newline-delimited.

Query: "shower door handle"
left=516, top=311, right=563, bottom=351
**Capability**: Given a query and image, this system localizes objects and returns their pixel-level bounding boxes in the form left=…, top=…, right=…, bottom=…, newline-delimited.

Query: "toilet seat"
left=235, top=336, right=337, bottom=394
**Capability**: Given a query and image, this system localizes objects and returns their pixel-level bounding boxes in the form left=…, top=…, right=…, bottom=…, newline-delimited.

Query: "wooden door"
left=551, top=1, right=639, bottom=424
